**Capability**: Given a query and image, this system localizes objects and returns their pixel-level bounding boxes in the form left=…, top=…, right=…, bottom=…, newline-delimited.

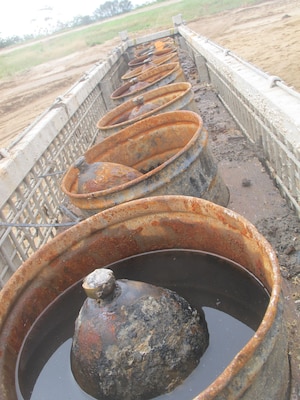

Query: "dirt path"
left=188, top=0, right=300, bottom=91
left=0, top=37, right=121, bottom=149
left=0, top=0, right=299, bottom=149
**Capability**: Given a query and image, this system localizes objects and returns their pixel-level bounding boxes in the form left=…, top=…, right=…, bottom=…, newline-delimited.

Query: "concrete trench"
left=63, top=43, right=300, bottom=396
left=52, top=41, right=300, bottom=398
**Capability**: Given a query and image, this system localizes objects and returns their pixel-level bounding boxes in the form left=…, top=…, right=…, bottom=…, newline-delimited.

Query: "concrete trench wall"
left=177, top=22, right=300, bottom=220
left=0, top=43, right=130, bottom=287
left=0, top=22, right=299, bottom=288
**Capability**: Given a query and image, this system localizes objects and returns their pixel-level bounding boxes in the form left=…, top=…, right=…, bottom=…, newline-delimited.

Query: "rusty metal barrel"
left=121, top=52, right=179, bottom=81
left=128, top=53, right=152, bottom=68
left=111, top=62, right=185, bottom=104
left=97, top=82, right=198, bottom=138
left=61, top=110, right=229, bottom=216
left=134, top=38, right=175, bottom=57
left=0, top=195, right=290, bottom=399
left=128, top=47, right=176, bottom=68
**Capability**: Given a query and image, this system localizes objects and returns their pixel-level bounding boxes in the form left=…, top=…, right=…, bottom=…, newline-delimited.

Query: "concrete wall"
left=177, top=23, right=300, bottom=219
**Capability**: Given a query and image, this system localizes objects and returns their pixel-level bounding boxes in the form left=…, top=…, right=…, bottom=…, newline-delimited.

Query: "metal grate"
left=0, top=85, right=107, bottom=288
left=208, top=63, right=300, bottom=214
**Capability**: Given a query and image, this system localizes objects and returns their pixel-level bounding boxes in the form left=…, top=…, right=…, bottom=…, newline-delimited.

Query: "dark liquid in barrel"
left=16, top=249, right=269, bottom=400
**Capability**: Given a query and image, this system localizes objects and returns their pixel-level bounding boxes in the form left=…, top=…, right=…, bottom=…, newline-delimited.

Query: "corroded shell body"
left=71, top=269, right=209, bottom=400
left=75, top=157, right=142, bottom=194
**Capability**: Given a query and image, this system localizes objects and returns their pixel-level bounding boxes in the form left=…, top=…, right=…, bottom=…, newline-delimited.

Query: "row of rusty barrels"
left=58, top=38, right=290, bottom=400
left=61, top=37, right=230, bottom=217
left=0, top=37, right=290, bottom=400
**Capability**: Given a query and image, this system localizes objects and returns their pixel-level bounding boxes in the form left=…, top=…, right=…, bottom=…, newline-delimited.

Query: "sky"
left=0, top=0, right=149, bottom=38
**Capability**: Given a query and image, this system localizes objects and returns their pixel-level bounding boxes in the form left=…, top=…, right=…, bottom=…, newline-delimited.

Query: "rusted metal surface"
left=61, top=110, right=229, bottom=216
left=128, top=53, right=152, bottom=68
left=111, top=62, right=185, bottom=104
left=75, top=157, right=142, bottom=193
left=121, top=52, right=179, bottom=81
left=134, top=38, right=175, bottom=57
left=128, top=46, right=176, bottom=68
left=98, top=82, right=198, bottom=138
left=71, top=268, right=209, bottom=399
left=0, top=195, right=290, bottom=399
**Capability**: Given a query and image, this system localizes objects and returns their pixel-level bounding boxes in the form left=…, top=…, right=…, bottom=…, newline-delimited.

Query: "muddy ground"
left=1, top=0, right=300, bottom=396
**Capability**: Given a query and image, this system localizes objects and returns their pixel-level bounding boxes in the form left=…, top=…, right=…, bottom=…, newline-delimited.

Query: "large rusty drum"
left=61, top=110, right=229, bottom=216
left=111, top=62, right=185, bottom=104
left=97, top=82, right=198, bottom=138
left=121, top=52, right=179, bottom=80
left=0, top=195, right=290, bottom=399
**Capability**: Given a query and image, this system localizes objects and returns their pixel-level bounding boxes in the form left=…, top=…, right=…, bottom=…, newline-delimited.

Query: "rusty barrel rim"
left=62, top=110, right=204, bottom=200
left=121, top=53, right=179, bottom=81
left=128, top=47, right=176, bottom=67
left=112, top=62, right=182, bottom=101
left=0, top=195, right=286, bottom=399
left=128, top=53, right=151, bottom=67
left=97, top=82, right=194, bottom=132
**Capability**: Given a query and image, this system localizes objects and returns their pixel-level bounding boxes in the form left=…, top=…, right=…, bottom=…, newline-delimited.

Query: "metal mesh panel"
left=0, top=85, right=106, bottom=288
left=206, top=62, right=300, bottom=215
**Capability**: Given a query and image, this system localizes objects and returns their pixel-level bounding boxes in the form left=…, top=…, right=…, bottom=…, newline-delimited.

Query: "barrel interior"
left=115, top=63, right=180, bottom=97
left=15, top=249, right=270, bottom=400
left=64, top=112, right=201, bottom=195
left=98, top=82, right=191, bottom=129
left=0, top=196, right=284, bottom=400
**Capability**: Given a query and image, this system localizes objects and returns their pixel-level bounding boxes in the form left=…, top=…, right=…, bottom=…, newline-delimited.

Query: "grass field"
left=0, top=0, right=261, bottom=80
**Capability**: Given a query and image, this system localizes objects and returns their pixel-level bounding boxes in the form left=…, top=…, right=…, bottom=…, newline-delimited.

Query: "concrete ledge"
left=178, top=25, right=300, bottom=217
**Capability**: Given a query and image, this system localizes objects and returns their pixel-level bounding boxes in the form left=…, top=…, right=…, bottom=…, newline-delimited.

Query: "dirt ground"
left=188, top=0, right=300, bottom=91
left=0, top=0, right=299, bottom=149
left=1, top=0, right=300, bottom=395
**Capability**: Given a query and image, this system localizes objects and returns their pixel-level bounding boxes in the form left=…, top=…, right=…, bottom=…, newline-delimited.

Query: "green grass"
left=0, top=0, right=262, bottom=80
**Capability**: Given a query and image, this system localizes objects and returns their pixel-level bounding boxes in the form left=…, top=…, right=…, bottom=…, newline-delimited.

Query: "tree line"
left=0, top=0, right=134, bottom=48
